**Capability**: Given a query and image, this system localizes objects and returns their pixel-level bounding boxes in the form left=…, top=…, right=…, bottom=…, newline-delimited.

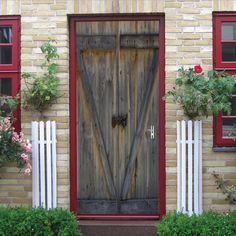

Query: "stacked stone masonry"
left=0, top=0, right=235, bottom=212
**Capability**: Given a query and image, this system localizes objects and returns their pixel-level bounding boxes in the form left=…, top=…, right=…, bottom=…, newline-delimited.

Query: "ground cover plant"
left=0, top=207, right=82, bottom=236
left=157, top=211, right=236, bottom=236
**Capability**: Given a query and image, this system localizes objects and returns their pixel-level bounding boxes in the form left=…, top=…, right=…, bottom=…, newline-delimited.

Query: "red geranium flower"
left=194, top=65, right=203, bottom=73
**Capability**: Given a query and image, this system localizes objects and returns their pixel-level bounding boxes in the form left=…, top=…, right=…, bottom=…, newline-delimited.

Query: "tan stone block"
left=57, top=172, right=69, bottom=179
left=166, top=167, right=177, bottom=173
left=11, top=198, right=31, bottom=204
left=179, top=8, right=200, bottom=14
left=58, top=185, right=69, bottom=191
left=179, top=21, right=199, bottom=27
left=196, top=1, right=213, bottom=8
left=178, top=46, right=200, bottom=52
left=8, top=191, right=28, bottom=198
left=57, top=191, right=69, bottom=198
left=0, top=185, right=24, bottom=191
left=58, top=179, right=69, bottom=185
left=0, top=179, right=18, bottom=185
left=51, top=4, right=66, bottom=10
left=0, top=192, right=8, bottom=197
left=203, top=161, right=225, bottom=167
left=165, top=2, right=182, bottom=8
left=21, top=0, right=32, bottom=3
left=177, top=33, right=201, bottom=40
left=225, top=161, right=236, bottom=167
left=32, top=0, right=54, bottom=3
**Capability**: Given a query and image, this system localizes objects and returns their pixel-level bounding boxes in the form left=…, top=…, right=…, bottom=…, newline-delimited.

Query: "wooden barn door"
left=76, top=20, right=160, bottom=215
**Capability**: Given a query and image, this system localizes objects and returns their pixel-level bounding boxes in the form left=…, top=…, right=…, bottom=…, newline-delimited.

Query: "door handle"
left=112, top=114, right=127, bottom=128
left=147, top=125, right=155, bottom=139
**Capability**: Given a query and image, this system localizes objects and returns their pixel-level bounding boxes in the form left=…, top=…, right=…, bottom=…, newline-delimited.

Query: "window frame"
left=213, top=12, right=236, bottom=147
left=0, top=16, right=20, bottom=131
left=0, top=18, right=20, bottom=71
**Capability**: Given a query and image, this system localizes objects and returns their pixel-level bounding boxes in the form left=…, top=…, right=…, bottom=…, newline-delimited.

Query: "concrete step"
left=79, top=220, right=158, bottom=236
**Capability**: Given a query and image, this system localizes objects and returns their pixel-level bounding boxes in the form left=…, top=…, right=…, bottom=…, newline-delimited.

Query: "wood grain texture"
left=77, top=52, right=117, bottom=199
left=78, top=198, right=159, bottom=214
left=76, top=20, right=159, bottom=214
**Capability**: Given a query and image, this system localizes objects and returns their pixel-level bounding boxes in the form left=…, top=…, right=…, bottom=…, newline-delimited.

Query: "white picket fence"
left=177, top=120, right=202, bottom=215
left=32, top=121, right=57, bottom=209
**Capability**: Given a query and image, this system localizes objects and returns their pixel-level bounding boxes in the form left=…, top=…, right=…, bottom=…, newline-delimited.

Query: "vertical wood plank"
left=121, top=50, right=158, bottom=199
left=188, top=120, right=193, bottom=215
left=194, top=120, right=199, bottom=214
left=78, top=52, right=117, bottom=199
left=39, top=121, right=45, bottom=208
left=51, top=121, right=57, bottom=208
left=176, top=120, right=181, bottom=212
left=181, top=120, right=186, bottom=212
left=46, top=121, right=52, bottom=209
left=32, top=121, right=39, bottom=207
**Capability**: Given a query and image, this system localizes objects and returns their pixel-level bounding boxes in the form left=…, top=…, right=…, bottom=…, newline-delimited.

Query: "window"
left=0, top=17, right=20, bottom=131
left=213, top=12, right=236, bottom=147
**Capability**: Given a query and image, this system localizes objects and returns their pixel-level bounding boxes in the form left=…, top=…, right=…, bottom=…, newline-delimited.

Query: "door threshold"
left=78, top=219, right=159, bottom=236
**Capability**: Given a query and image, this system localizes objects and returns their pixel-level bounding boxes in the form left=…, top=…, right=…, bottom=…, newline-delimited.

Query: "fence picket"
left=46, top=121, right=52, bottom=209
left=199, top=121, right=203, bottom=214
left=32, top=122, right=39, bottom=207
left=187, top=121, right=193, bottom=215
left=177, top=120, right=202, bottom=215
left=51, top=121, right=57, bottom=208
left=39, top=121, right=46, bottom=207
left=194, top=121, right=199, bottom=214
left=181, top=120, right=186, bottom=212
left=176, top=121, right=181, bottom=212
left=32, top=121, right=57, bottom=209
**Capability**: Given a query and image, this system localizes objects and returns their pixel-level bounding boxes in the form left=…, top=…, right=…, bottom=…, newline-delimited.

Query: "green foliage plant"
left=0, top=95, right=18, bottom=119
left=22, top=40, right=60, bottom=114
left=0, top=207, right=83, bottom=236
left=165, top=65, right=236, bottom=119
left=213, top=172, right=236, bottom=204
left=157, top=211, right=236, bottom=236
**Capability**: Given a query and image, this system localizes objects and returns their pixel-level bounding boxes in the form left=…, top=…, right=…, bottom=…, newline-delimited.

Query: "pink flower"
left=24, top=168, right=31, bottom=176
left=12, top=132, right=19, bottom=141
left=21, top=153, right=29, bottom=161
left=194, top=65, right=203, bottom=73
left=24, top=143, right=32, bottom=153
left=24, top=163, right=32, bottom=176
left=4, top=117, right=11, bottom=127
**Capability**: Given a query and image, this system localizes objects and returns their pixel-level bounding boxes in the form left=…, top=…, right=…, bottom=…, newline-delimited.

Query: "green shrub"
left=0, top=207, right=82, bottom=236
left=157, top=211, right=236, bottom=236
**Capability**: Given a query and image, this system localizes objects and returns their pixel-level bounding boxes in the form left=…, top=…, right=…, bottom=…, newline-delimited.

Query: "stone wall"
left=0, top=0, right=235, bottom=212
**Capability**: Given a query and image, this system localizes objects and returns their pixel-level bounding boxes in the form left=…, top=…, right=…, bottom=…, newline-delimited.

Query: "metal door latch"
left=112, top=114, right=128, bottom=128
left=147, top=125, right=155, bottom=139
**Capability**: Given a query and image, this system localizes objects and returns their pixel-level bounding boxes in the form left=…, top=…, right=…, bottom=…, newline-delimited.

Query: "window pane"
left=0, top=27, right=12, bottom=43
left=0, top=78, right=12, bottom=96
left=0, top=46, right=12, bottom=64
left=222, top=43, right=236, bottom=61
left=222, top=23, right=236, bottom=40
left=223, top=118, right=236, bottom=138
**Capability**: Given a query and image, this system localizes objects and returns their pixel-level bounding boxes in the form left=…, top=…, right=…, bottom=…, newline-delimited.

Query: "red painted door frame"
left=69, top=13, right=165, bottom=219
